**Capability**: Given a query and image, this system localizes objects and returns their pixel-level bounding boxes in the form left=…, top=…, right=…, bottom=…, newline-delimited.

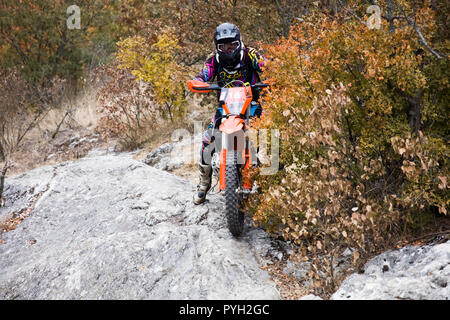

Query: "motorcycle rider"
left=193, top=22, right=266, bottom=205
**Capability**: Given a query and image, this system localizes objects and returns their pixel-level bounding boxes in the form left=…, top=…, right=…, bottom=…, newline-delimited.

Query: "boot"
left=193, top=162, right=212, bottom=205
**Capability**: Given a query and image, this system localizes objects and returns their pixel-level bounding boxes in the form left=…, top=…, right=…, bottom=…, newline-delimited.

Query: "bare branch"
left=52, top=109, right=73, bottom=139
left=274, top=0, right=290, bottom=37
left=337, top=0, right=367, bottom=26
left=395, top=2, right=444, bottom=59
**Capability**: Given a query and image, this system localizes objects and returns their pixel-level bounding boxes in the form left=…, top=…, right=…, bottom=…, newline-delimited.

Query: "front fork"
left=218, top=130, right=256, bottom=194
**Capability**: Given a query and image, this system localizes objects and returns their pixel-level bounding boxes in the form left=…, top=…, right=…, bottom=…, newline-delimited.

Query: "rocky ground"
left=0, top=150, right=287, bottom=299
left=331, top=240, right=449, bottom=300
left=0, top=139, right=448, bottom=300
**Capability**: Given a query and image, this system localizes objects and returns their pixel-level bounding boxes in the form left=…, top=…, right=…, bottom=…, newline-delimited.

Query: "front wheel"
left=224, top=153, right=244, bottom=237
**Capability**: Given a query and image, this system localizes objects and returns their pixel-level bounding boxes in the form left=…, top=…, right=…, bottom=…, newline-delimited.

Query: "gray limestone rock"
left=331, top=241, right=450, bottom=300
left=0, top=152, right=280, bottom=300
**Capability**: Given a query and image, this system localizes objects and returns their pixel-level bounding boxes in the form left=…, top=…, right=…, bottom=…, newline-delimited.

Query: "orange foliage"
left=249, top=2, right=449, bottom=295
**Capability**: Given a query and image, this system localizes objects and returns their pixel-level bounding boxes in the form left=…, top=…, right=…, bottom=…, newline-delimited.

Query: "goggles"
left=217, top=40, right=240, bottom=53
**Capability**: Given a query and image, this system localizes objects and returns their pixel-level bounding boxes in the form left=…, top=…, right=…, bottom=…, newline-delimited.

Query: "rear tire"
left=224, top=153, right=244, bottom=237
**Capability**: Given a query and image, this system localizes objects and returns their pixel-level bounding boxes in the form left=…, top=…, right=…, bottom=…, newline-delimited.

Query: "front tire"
left=224, top=153, right=244, bottom=237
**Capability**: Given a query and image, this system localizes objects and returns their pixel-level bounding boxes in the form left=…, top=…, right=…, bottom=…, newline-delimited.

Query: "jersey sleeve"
left=247, top=48, right=265, bottom=73
left=194, top=54, right=217, bottom=82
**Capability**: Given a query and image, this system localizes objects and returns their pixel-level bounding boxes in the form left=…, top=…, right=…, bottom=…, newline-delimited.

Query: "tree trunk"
left=0, top=142, right=4, bottom=162
left=231, top=0, right=238, bottom=23
left=52, top=109, right=72, bottom=139
left=330, top=0, right=338, bottom=15
left=274, top=0, right=289, bottom=37
left=0, top=161, right=10, bottom=207
left=386, top=0, right=395, bottom=34
left=407, top=90, right=423, bottom=134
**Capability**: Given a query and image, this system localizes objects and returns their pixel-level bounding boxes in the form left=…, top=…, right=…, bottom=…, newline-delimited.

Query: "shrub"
left=249, top=2, right=449, bottom=295
left=95, top=63, right=156, bottom=150
left=116, top=31, right=187, bottom=123
left=96, top=30, right=187, bottom=149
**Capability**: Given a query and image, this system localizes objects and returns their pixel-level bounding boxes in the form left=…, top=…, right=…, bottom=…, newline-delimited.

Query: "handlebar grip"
left=251, top=83, right=270, bottom=88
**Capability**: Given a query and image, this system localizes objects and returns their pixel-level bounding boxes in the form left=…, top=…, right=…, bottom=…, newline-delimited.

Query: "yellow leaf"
left=437, top=176, right=447, bottom=189
left=353, top=251, right=360, bottom=263
left=317, top=241, right=322, bottom=250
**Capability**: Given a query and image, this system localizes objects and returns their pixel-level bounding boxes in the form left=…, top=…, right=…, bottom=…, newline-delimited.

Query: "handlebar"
left=187, top=79, right=270, bottom=93
left=204, top=82, right=270, bottom=90
left=204, top=83, right=221, bottom=91
left=251, top=82, right=270, bottom=88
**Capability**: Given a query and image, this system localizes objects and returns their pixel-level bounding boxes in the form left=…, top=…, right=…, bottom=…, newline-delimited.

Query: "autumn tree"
left=0, top=0, right=121, bottom=85
left=96, top=30, right=187, bottom=149
left=249, top=0, right=449, bottom=296
left=0, top=0, right=122, bottom=154
left=116, top=0, right=315, bottom=65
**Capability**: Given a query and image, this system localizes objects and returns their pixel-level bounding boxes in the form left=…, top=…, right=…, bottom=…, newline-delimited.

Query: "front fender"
left=219, top=116, right=244, bottom=134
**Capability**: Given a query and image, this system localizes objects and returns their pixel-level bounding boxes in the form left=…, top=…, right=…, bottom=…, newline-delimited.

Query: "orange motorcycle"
left=187, top=79, right=269, bottom=236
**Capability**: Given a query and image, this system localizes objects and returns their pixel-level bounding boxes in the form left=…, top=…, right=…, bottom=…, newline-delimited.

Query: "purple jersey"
left=195, top=46, right=265, bottom=87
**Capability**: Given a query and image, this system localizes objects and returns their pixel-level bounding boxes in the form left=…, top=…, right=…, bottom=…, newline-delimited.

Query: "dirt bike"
left=187, top=79, right=269, bottom=236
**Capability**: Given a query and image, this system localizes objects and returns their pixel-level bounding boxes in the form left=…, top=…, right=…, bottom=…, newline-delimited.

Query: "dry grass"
left=132, top=90, right=214, bottom=183
left=260, top=261, right=312, bottom=300
left=4, top=74, right=216, bottom=179
left=39, top=87, right=101, bottom=132
left=172, top=162, right=198, bottom=184
left=4, top=86, right=116, bottom=177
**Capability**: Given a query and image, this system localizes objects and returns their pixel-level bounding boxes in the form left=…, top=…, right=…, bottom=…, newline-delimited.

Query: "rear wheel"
left=224, top=152, right=244, bottom=237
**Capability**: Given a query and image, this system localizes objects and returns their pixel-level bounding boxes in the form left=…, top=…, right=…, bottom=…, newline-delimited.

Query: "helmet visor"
left=217, top=40, right=240, bottom=53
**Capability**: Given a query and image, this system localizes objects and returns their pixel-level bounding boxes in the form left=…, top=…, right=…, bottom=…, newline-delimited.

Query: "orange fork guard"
left=219, top=149, right=227, bottom=191
left=219, top=148, right=252, bottom=191
left=241, top=146, right=252, bottom=189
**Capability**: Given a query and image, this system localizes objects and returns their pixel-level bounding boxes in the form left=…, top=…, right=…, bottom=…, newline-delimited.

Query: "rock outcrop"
left=0, top=150, right=280, bottom=299
left=1, top=146, right=448, bottom=300
left=332, top=241, right=449, bottom=300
